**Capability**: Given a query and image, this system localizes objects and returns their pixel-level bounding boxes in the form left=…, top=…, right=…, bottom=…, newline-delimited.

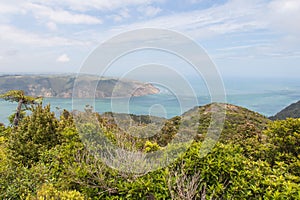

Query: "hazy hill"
left=270, top=100, right=300, bottom=120
left=0, top=75, right=159, bottom=98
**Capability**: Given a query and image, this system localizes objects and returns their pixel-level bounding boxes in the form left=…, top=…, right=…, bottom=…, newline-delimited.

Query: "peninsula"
left=0, top=74, right=160, bottom=98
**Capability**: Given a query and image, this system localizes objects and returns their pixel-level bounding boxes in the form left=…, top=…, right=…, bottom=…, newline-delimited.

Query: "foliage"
left=0, top=90, right=40, bottom=104
left=0, top=94, right=299, bottom=199
left=264, top=118, right=300, bottom=177
left=0, top=126, right=8, bottom=179
left=8, top=104, right=60, bottom=166
left=150, top=116, right=181, bottom=147
left=265, top=118, right=300, bottom=158
left=144, top=141, right=161, bottom=152
left=27, top=184, right=85, bottom=200
left=0, top=90, right=42, bottom=126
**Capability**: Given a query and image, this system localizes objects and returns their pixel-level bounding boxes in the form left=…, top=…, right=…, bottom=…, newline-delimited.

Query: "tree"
left=8, top=104, right=60, bottom=166
left=0, top=90, right=42, bottom=126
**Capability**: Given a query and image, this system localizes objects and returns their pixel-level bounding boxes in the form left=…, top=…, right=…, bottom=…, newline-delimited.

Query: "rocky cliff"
left=270, top=100, right=300, bottom=120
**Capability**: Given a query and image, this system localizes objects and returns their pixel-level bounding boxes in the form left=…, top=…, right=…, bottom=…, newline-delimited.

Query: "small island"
left=0, top=74, right=160, bottom=98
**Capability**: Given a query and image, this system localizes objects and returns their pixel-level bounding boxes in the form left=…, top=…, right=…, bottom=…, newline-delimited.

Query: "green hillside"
left=0, top=100, right=299, bottom=199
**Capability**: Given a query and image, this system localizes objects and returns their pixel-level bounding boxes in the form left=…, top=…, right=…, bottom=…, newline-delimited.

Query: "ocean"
left=1, top=77, right=299, bottom=125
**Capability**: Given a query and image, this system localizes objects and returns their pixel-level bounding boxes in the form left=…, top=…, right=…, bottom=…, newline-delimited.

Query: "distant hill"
left=269, top=100, right=300, bottom=120
left=0, top=75, right=159, bottom=98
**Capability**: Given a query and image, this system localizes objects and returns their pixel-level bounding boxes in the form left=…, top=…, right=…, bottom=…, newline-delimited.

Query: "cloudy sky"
left=0, top=0, right=299, bottom=78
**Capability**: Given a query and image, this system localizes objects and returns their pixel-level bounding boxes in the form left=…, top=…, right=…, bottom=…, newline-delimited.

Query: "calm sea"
left=1, top=77, right=299, bottom=125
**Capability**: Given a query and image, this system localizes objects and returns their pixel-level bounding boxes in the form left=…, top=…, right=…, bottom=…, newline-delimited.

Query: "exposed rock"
left=270, top=100, right=300, bottom=120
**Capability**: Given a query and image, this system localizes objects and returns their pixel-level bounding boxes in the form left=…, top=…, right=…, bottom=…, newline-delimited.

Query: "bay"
left=1, top=77, right=299, bottom=125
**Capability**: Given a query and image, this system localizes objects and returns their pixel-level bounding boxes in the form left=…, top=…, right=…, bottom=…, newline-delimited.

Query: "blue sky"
left=0, top=0, right=299, bottom=78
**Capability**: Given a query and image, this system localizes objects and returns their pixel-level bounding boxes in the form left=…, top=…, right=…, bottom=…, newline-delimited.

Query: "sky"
left=0, top=0, right=300, bottom=78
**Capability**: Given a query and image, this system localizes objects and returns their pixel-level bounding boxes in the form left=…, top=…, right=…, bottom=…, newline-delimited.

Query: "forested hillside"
left=0, top=98, right=299, bottom=199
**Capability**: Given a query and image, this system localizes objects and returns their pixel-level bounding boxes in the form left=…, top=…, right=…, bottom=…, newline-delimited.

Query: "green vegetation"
left=0, top=92, right=299, bottom=199
left=0, top=90, right=42, bottom=126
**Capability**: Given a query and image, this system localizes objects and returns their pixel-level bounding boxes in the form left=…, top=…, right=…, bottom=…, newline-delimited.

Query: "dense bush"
left=8, top=104, right=61, bottom=166
left=0, top=101, right=299, bottom=199
left=27, top=184, right=85, bottom=200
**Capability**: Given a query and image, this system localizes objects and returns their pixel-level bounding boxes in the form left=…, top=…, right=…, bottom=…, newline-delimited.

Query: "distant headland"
left=0, top=74, right=160, bottom=98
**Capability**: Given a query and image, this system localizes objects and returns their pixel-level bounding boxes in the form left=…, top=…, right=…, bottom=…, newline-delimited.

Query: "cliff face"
left=270, top=100, right=300, bottom=120
left=0, top=75, right=159, bottom=98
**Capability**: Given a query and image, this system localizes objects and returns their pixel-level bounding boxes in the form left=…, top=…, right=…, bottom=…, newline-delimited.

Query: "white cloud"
left=0, top=1, right=26, bottom=24
left=269, top=0, right=300, bottom=13
left=103, top=0, right=300, bottom=60
left=111, top=15, right=123, bottom=22
left=112, top=0, right=266, bottom=39
left=138, top=6, right=162, bottom=17
left=267, top=0, right=300, bottom=35
left=46, top=21, right=57, bottom=31
left=56, top=54, right=70, bottom=63
left=30, top=0, right=164, bottom=12
left=109, top=0, right=299, bottom=43
left=0, top=24, right=89, bottom=47
left=1, top=0, right=300, bottom=67
left=25, top=3, right=102, bottom=24
left=0, top=1, right=25, bottom=15
left=110, top=8, right=131, bottom=22
left=186, top=0, right=206, bottom=3
left=217, top=44, right=269, bottom=51
left=119, top=8, right=130, bottom=18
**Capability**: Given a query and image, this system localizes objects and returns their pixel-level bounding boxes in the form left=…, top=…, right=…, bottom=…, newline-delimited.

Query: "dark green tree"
left=8, top=104, right=60, bottom=166
left=0, top=90, right=42, bottom=126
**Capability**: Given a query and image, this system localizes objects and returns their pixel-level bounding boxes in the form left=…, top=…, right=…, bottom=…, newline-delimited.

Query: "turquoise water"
left=1, top=77, right=299, bottom=125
